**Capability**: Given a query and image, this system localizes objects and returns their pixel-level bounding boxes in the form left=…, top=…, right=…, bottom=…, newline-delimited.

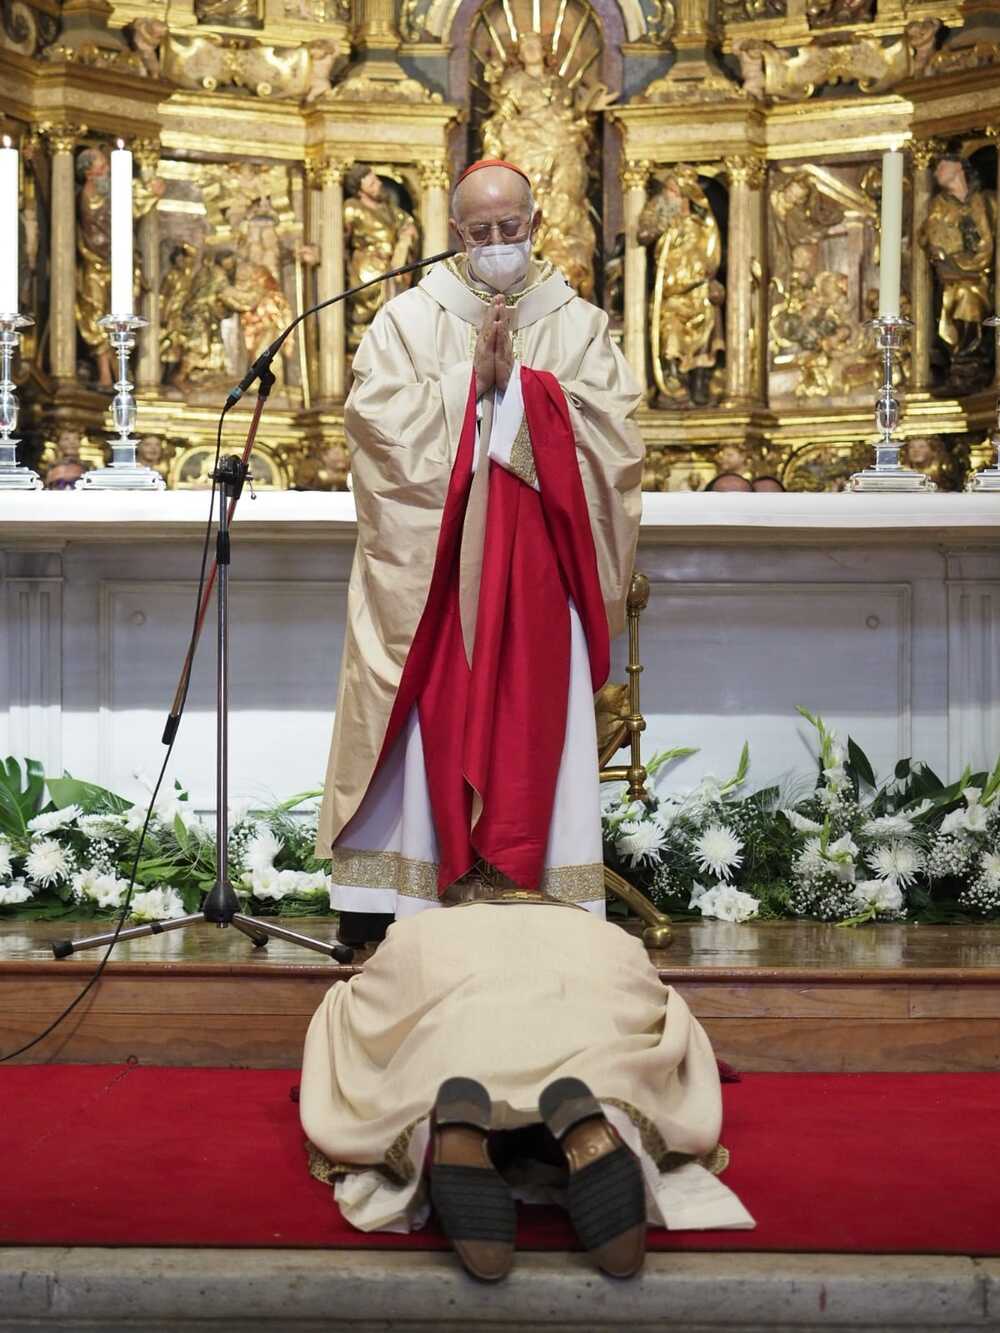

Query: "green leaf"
left=0, top=756, right=46, bottom=837
left=173, top=813, right=189, bottom=849
left=847, top=737, right=877, bottom=790
left=47, top=775, right=133, bottom=815
left=894, top=758, right=911, bottom=781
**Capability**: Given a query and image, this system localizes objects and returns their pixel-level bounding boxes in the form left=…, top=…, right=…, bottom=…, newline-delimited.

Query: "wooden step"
left=2, top=919, right=999, bottom=1071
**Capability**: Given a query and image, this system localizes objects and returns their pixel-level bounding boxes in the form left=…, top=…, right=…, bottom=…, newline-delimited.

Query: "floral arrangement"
left=602, top=708, right=1000, bottom=925
left=0, top=757, right=332, bottom=922
left=4, top=705, right=1000, bottom=927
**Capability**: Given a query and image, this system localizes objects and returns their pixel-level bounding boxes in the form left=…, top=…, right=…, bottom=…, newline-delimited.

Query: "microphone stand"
left=53, top=249, right=457, bottom=966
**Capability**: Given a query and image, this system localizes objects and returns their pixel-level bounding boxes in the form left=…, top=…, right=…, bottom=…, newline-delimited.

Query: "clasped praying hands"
left=474, top=294, right=515, bottom=398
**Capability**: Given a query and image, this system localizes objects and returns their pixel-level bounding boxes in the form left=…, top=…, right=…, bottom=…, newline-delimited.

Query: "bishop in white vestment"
left=316, top=159, right=644, bottom=925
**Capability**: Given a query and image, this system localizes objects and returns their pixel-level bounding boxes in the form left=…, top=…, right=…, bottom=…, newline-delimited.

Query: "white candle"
left=0, top=136, right=18, bottom=315
left=878, top=148, right=904, bottom=319
left=110, top=140, right=133, bottom=317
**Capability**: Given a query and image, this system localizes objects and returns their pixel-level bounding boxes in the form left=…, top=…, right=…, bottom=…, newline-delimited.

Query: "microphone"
left=224, top=247, right=459, bottom=409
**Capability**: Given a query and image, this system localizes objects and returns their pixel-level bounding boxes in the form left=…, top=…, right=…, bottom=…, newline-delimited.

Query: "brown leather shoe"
left=429, top=1077, right=516, bottom=1282
left=539, top=1076, right=646, bottom=1278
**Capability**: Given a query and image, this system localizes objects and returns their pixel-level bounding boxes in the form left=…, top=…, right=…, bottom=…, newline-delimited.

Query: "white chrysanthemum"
left=696, top=883, right=760, bottom=924
left=652, top=800, right=681, bottom=832
left=616, top=819, right=668, bottom=868
left=0, top=839, right=12, bottom=880
left=25, top=838, right=75, bottom=887
left=244, top=826, right=282, bottom=875
left=71, top=867, right=129, bottom=908
left=130, top=886, right=186, bottom=922
left=0, top=877, right=32, bottom=906
left=783, top=809, right=823, bottom=834
left=27, top=804, right=83, bottom=835
left=692, top=824, right=743, bottom=881
left=862, top=814, right=914, bottom=840
left=852, top=878, right=905, bottom=915
left=868, top=840, right=923, bottom=888
left=77, top=813, right=128, bottom=840
left=977, top=850, right=1000, bottom=891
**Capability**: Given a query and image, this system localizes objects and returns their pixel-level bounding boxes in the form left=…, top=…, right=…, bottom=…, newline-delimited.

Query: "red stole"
left=375, top=367, right=609, bottom=892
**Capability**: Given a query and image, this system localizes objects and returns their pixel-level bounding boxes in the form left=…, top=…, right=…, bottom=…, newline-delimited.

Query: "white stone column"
left=910, top=139, right=936, bottom=392
left=44, top=124, right=84, bottom=383
left=313, top=156, right=347, bottom=402
left=621, top=159, right=650, bottom=396
left=419, top=160, right=451, bottom=256
left=134, top=139, right=162, bottom=391
left=724, top=154, right=766, bottom=405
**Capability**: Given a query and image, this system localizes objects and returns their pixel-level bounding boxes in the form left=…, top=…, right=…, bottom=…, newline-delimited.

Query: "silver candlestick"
left=968, top=315, right=1000, bottom=492
left=76, top=314, right=164, bottom=491
left=850, top=315, right=934, bottom=493
left=0, top=312, right=42, bottom=491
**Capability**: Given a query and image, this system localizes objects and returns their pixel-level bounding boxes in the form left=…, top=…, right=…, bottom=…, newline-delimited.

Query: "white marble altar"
left=2, top=491, right=999, bottom=812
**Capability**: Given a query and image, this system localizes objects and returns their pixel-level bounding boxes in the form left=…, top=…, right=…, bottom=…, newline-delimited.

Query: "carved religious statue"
left=75, top=146, right=163, bottom=389
left=479, top=30, right=612, bottom=300
left=920, top=155, right=997, bottom=393
left=637, top=168, right=725, bottom=407
left=343, top=166, right=419, bottom=351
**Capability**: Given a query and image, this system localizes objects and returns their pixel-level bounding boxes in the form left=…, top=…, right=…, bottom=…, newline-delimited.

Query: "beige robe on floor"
left=316, top=260, right=644, bottom=897
left=300, top=902, right=753, bottom=1233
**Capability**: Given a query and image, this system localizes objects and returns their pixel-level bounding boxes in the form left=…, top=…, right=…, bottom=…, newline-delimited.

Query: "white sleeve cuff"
left=488, top=360, right=527, bottom=471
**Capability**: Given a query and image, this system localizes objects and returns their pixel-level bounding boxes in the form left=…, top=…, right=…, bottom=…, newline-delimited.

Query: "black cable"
left=0, top=409, right=229, bottom=1063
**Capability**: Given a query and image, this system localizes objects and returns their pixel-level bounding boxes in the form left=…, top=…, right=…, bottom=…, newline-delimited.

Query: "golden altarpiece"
left=2, top=0, right=1000, bottom=489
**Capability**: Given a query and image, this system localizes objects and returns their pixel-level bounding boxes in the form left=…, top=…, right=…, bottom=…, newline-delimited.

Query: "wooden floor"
left=2, top=917, right=999, bottom=1072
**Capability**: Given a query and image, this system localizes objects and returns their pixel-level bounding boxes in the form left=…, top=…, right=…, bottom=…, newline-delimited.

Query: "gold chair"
left=597, top=573, right=672, bottom=949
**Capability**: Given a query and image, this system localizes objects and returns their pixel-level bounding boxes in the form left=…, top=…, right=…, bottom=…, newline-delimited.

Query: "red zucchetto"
left=455, top=158, right=531, bottom=187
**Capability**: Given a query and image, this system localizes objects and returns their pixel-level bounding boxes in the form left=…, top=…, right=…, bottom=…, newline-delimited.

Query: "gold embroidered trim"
left=445, top=253, right=555, bottom=308
left=541, top=862, right=605, bottom=901
left=329, top=846, right=439, bottom=901
left=603, top=1098, right=730, bottom=1177
left=305, top=1116, right=425, bottom=1190
left=507, top=415, right=537, bottom=487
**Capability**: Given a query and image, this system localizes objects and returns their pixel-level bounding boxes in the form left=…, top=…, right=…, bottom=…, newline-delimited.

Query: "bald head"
left=451, top=164, right=534, bottom=226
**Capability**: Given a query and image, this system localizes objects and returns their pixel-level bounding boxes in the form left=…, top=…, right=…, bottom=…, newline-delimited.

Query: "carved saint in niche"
left=343, top=165, right=419, bottom=351
left=479, top=28, right=611, bottom=300
left=637, top=168, right=724, bottom=407
left=75, top=146, right=162, bottom=389
left=920, top=154, right=996, bottom=394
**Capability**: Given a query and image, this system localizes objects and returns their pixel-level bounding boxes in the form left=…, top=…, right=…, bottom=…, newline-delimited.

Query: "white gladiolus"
left=27, top=805, right=83, bottom=835
left=852, top=878, right=905, bottom=915
left=0, top=878, right=32, bottom=906
left=130, top=886, right=186, bottom=922
left=696, top=883, right=760, bottom=924
left=783, top=810, right=823, bottom=833
left=71, top=867, right=130, bottom=908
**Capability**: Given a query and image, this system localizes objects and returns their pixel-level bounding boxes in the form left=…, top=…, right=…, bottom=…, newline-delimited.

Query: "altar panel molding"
left=3, top=577, right=64, bottom=776
left=947, top=581, right=1000, bottom=778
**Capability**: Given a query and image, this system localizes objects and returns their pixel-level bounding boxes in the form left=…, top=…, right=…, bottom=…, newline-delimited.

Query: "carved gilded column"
left=621, top=159, right=650, bottom=396
left=133, top=138, right=161, bottom=391
left=723, top=154, right=766, bottom=405
left=419, top=160, right=451, bottom=257
left=910, top=139, right=937, bottom=392
left=992, top=128, right=1000, bottom=388
left=309, top=154, right=348, bottom=402
left=42, top=123, right=86, bottom=383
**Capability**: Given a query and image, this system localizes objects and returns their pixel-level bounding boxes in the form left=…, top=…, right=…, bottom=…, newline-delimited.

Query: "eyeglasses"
left=461, top=216, right=531, bottom=246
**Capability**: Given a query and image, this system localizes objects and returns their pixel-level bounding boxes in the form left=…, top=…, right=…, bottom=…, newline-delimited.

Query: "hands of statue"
left=475, top=295, right=514, bottom=398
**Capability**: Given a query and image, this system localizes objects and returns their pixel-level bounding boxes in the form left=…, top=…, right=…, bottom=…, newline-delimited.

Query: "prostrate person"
left=315, top=158, right=644, bottom=944
left=299, top=890, right=754, bottom=1281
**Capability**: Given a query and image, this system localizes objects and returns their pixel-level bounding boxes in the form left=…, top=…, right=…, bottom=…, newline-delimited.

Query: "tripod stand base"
left=52, top=912, right=355, bottom=964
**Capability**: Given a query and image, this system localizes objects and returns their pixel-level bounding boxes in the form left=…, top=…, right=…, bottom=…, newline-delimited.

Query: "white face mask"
left=468, top=238, right=533, bottom=292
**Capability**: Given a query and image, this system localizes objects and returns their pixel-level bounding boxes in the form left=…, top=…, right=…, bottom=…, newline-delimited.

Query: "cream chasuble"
left=317, top=259, right=644, bottom=916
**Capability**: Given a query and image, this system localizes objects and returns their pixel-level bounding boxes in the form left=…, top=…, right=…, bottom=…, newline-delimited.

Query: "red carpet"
left=2, top=1065, right=998, bottom=1254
